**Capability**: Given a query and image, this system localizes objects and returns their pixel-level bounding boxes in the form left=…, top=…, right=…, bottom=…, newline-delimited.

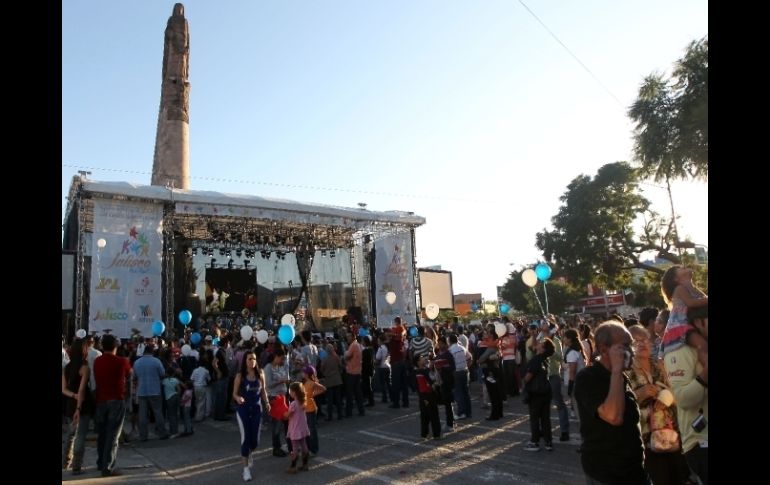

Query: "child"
left=162, top=369, right=181, bottom=437
left=190, top=359, right=211, bottom=422
left=301, top=365, right=326, bottom=455
left=414, top=355, right=441, bottom=440
left=180, top=380, right=194, bottom=436
left=660, top=265, right=708, bottom=365
left=285, top=382, right=311, bottom=474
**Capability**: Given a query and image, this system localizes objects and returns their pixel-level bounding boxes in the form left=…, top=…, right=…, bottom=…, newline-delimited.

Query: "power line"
left=517, top=1, right=623, bottom=106
left=62, top=163, right=498, bottom=205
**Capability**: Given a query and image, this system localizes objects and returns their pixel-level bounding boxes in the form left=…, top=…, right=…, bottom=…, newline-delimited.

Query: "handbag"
left=648, top=401, right=680, bottom=453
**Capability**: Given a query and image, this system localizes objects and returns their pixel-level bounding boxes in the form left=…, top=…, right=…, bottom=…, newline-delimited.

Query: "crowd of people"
left=62, top=265, right=708, bottom=484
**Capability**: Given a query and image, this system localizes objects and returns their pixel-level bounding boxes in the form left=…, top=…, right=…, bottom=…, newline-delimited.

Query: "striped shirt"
left=410, top=337, right=434, bottom=358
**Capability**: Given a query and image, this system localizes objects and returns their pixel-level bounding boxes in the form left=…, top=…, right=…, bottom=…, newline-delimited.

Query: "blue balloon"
left=319, top=349, right=328, bottom=361
left=278, top=324, right=296, bottom=345
left=471, top=303, right=479, bottom=312
left=408, top=326, right=418, bottom=337
left=358, top=327, right=369, bottom=337
left=500, top=304, right=510, bottom=314
left=152, top=320, right=165, bottom=336
left=179, top=310, right=192, bottom=326
left=535, top=263, right=552, bottom=281
left=190, top=332, right=202, bottom=345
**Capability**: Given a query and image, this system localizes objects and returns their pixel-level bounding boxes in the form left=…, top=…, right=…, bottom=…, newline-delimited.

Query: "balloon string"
left=530, top=287, right=546, bottom=317
left=543, top=281, right=550, bottom=314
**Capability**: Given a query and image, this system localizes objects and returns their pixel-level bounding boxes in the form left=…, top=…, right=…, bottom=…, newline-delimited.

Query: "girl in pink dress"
left=284, top=382, right=310, bottom=474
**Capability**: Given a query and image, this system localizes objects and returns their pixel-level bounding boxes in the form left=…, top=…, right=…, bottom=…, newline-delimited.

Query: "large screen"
left=62, top=252, right=75, bottom=310
left=205, top=268, right=257, bottom=312
left=418, top=269, right=454, bottom=309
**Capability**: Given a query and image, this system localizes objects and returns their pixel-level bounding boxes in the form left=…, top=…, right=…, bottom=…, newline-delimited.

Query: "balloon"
left=212, top=337, right=220, bottom=346
left=96, top=238, right=107, bottom=249
left=178, top=310, right=192, bottom=326
left=281, top=314, right=296, bottom=326
left=425, top=303, right=440, bottom=320
left=190, top=332, right=202, bottom=345
left=319, top=349, right=328, bottom=361
left=256, top=329, right=268, bottom=344
left=535, top=263, right=552, bottom=281
left=494, top=322, right=507, bottom=338
left=240, top=326, right=254, bottom=341
left=522, top=269, right=538, bottom=288
left=152, top=320, right=165, bottom=336
left=471, top=303, right=479, bottom=312
left=278, top=324, right=296, bottom=345
left=408, top=326, right=418, bottom=337
left=358, top=327, right=369, bottom=337
left=181, top=344, right=191, bottom=356
left=385, top=291, right=397, bottom=304
left=75, top=329, right=87, bottom=339
left=500, top=304, right=510, bottom=314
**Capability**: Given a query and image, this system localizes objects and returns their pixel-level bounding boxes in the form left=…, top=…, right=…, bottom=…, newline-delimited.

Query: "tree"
left=500, top=265, right=582, bottom=315
left=628, top=37, right=708, bottom=182
left=536, top=162, right=680, bottom=288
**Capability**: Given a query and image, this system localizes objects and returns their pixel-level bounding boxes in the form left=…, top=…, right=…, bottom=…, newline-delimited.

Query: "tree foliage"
left=500, top=266, right=583, bottom=315
left=536, top=162, right=680, bottom=288
left=628, top=37, right=708, bottom=182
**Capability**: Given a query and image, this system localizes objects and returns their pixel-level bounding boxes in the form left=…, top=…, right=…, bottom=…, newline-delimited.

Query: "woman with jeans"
left=62, top=338, right=96, bottom=475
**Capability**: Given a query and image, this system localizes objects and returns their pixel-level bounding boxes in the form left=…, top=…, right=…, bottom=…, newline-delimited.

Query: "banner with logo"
left=374, top=233, right=416, bottom=327
left=89, top=200, right=164, bottom=339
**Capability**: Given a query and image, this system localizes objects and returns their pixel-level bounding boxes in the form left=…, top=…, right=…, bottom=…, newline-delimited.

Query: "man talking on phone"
left=574, top=321, right=647, bottom=485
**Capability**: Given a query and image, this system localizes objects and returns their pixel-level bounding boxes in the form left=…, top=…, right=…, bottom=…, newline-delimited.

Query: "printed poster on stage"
left=89, top=200, right=164, bottom=339
left=374, top=234, right=416, bottom=327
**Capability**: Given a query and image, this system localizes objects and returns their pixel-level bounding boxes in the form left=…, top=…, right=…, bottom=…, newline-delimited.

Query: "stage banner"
left=374, top=234, right=416, bottom=327
left=89, top=200, right=164, bottom=339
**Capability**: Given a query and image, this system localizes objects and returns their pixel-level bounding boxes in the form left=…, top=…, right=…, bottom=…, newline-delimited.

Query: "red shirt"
left=93, top=353, right=132, bottom=403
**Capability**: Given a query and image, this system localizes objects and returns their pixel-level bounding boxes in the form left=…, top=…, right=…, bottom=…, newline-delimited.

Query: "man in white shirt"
left=86, top=336, right=103, bottom=391
left=449, top=334, right=473, bottom=419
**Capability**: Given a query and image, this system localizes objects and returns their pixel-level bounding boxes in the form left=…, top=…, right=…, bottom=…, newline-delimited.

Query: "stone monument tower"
left=151, top=3, right=191, bottom=190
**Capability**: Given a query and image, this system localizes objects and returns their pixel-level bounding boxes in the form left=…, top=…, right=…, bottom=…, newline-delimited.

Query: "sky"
left=62, top=0, right=708, bottom=301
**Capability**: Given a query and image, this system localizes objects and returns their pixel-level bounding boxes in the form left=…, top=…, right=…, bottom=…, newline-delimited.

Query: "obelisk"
left=151, top=3, right=191, bottom=190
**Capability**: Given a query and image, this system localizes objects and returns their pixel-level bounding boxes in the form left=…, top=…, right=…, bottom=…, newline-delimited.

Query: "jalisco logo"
left=93, top=308, right=129, bottom=321
left=107, top=226, right=154, bottom=273
left=138, top=305, right=154, bottom=322
left=95, top=277, right=120, bottom=291
left=134, top=276, right=155, bottom=295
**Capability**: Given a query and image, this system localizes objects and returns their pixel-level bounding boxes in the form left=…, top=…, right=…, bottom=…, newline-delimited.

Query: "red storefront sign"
left=580, top=294, right=625, bottom=308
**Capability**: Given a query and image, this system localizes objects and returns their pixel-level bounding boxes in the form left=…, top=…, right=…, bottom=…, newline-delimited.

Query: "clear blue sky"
left=62, top=0, right=708, bottom=301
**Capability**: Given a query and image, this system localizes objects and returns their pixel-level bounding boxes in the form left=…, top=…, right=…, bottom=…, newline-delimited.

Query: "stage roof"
left=65, top=177, right=426, bottom=231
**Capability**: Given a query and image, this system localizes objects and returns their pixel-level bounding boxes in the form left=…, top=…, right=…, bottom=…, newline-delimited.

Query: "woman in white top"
left=562, top=329, right=586, bottom=420
left=374, top=335, right=391, bottom=403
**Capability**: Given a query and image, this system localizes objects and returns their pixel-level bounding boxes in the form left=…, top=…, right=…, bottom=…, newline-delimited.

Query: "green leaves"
left=628, top=37, right=708, bottom=182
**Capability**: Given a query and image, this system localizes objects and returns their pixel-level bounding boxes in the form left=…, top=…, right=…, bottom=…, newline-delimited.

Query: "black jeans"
left=483, top=366, right=504, bottom=419
left=685, top=444, right=708, bottom=485
left=96, top=400, right=127, bottom=473
left=419, top=391, right=441, bottom=438
left=644, top=448, right=692, bottom=485
left=390, top=361, right=409, bottom=407
left=528, top=392, right=552, bottom=444
left=362, top=373, right=375, bottom=405
left=376, top=367, right=391, bottom=402
left=345, top=373, right=365, bottom=416
left=503, top=359, right=520, bottom=396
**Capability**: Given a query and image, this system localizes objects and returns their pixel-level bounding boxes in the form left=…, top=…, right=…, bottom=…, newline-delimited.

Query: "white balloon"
left=385, top=291, right=397, bottom=304
left=256, top=329, right=269, bottom=344
left=240, top=326, right=254, bottom=341
left=522, top=268, right=538, bottom=288
left=425, top=303, right=440, bottom=320
left=494, top=322, right=507, bottom=338
left=75, top=329, right=87, bottom=339
left=281, top=314, right=296, bottom=326
left=97, top=238, right=107, bottom=249
left=181, top=344, right=192, bottom=356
